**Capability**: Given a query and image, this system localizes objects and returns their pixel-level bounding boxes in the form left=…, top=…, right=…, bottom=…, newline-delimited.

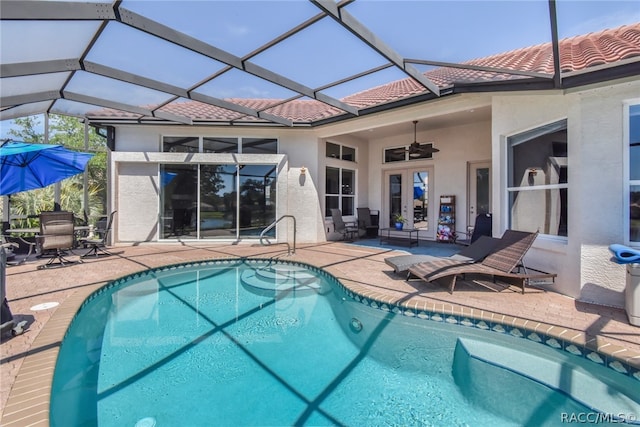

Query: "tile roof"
left=89, top=23, right=640, bottom=125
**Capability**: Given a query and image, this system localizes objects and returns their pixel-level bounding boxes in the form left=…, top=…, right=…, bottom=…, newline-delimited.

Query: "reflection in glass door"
left=161, top=163, right=277, bottom=240
left=238, top=164, right=277, bottom=237
left=412, top=170, right=431, bottom=231
left=388, top=173, right=403, bottom=226
left=200, top=165, right=237, bottom=238
left=160, top=164, right=198, bottom=239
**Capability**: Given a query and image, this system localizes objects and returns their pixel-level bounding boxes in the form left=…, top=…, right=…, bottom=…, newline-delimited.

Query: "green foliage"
left=2, top=114, right=108, bottom=226
left=7, top=116, right=44, bottom=143
left=9, top=178, right=103, bottom=228
left=393, top=213, right=406, bottom=224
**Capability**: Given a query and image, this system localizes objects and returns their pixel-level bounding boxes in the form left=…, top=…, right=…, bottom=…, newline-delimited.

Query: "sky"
left=2, top=0, right=639, bottom=139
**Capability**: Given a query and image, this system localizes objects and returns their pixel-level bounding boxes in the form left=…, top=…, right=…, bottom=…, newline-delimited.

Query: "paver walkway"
left=1, top=241, right=639, bottom=425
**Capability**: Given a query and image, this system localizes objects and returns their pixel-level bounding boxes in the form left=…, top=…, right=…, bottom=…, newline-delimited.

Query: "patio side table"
left=379, top=227, right=420, bottom=247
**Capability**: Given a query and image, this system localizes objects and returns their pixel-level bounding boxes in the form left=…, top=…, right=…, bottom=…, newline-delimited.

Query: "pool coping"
left=2, top=257, right=639, bottom=426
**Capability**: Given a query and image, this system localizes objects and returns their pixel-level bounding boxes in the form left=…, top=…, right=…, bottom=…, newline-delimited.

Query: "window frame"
left=506, top=119, right=568, bottom=239
left=326, top=141, right=356, bottom=162
left=383, top=143, right=436, bottom=163
left=161, top=135, right=278, bottom=154
left=325, top=166, right=356, bottom=217
left=624, top=100, right=640, bottom=246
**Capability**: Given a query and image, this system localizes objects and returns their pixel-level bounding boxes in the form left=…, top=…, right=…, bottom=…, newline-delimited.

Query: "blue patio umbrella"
left=0, top=141, right=94, bottom=196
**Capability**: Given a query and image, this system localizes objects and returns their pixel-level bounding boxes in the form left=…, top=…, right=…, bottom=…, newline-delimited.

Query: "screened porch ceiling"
left=1, top=1, right=639, bottom=130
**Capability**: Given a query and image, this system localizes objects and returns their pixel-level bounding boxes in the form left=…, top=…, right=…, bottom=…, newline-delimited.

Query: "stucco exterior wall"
left=115, top=162, right=159, bottom=242
left=110, top=125, right=326, bottom=244
left=492, top=79, right=640, bottom=306
left=367, top=119, right=492, bottom=236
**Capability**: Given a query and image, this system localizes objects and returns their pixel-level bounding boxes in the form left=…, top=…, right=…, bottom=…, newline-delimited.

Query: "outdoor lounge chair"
left=385, top=235, right=500, bottom=274
left=407, top=230, right=556, bottom=293
left=331, top=209, right=359, bottom=241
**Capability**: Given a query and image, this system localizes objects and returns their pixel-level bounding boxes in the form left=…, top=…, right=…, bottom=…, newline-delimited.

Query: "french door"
left=468, top=161, right=491, bottom=224
left=384, top=167, right=434, bottom=238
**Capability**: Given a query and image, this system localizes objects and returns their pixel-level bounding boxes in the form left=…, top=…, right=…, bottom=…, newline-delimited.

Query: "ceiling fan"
left=393, top=120, right=439, bottom=158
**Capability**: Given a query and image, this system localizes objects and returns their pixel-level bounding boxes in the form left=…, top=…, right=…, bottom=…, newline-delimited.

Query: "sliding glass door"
left=160, top=164, right=198, bottom=239
left=160, top=163, right=276, bottom=240
left=200, top=165, right=237, bottom=238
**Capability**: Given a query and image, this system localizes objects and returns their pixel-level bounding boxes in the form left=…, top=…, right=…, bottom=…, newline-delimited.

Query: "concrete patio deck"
left=1, top=241, right=639, bottom=425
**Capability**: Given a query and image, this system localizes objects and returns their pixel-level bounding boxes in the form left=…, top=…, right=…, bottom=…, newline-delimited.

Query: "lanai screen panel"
left=1, top=1, right=639, bottom=128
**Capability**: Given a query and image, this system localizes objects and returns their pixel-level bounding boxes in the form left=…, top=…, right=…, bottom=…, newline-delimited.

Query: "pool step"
left=240, top=265, right=321, bottom=295
left=453, top=337, right=640, bottom=423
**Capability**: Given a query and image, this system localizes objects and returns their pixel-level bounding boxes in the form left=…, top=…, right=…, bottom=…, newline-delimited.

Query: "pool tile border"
left=333, top=279, right=640, bottom=382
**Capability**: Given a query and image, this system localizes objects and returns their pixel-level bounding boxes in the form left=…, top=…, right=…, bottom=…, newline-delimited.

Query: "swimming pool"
left=51, top=259, right=640, bottom=426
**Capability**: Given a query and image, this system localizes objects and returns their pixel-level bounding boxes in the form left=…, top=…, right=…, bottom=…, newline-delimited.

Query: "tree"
left=7, top=116, right=44, bottom=143
left=2, top=114, right=108, bottom=226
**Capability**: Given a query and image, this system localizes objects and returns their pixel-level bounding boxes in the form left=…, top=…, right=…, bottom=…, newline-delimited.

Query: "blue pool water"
left=51, top=259, right=639, bottom=426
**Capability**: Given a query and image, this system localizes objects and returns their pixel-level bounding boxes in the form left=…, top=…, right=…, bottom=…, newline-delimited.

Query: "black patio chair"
left=80, top=211, right=117, bottom=258
left=455, top=213, right=492, bottom=246
left=330, top=209, right=359, bottom=241
left=357, top=207, right=379, bottom=238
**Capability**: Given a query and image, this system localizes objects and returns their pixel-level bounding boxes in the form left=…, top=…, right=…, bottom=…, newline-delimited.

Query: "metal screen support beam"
left=311, top=0, right=441, bottom=97
left=117, top=5, right=359, bottom=118
left=548, top=0, right=562, bottom=88
left=83, top=121, right=90, bottom=218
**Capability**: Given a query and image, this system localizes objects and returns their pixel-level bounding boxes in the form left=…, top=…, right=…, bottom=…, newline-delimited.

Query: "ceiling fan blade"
left=409, top=141, right=439, bottom=154
left=414, top=145, right=440, bottom=154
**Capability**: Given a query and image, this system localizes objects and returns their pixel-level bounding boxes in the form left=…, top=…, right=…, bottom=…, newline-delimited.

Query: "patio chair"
left=38, top=215, right=78, bottom=268
left=1, top=234, right=36, bottom=266
left=407, top=230, right=556, bottom=293
left=80, top=211, right=117, bottom=258
left=385, top=235, right=500, bottom=274
left=455, top=213, right=492, bottom=246
left=357, top=207, right=379, bottom=238
left=330, top=209, right=359, bottom=241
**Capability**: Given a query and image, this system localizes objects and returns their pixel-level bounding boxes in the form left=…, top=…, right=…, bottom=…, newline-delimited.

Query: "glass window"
left=384, top=147, right=406, bottom=163
left=409, top=144, right=436, bottom=160
left=326, top=167, right=340, bottom=194
left=629, top=104, right=640, bottom=243
left=325, top=166, right=355, bottom=216
left=630, top=185, right=640, bottom=243
left=326, top=141, right=356, bottom=162
left=507, top=120, right=568, bottom=237
left=341, top=169, right=354, bottom=195
left=326, top=142, right=340, bottom=159
left=163, top=136, right=199, bottom=153
left=242, top=138, right=278, bottom=154
left=163, top=136, right=278, bottom=153
left=342, top=145, right=355, bottom=161
left=203, top=137, right=237, bottom=153
left=384, top=144, right=434, bottom=162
